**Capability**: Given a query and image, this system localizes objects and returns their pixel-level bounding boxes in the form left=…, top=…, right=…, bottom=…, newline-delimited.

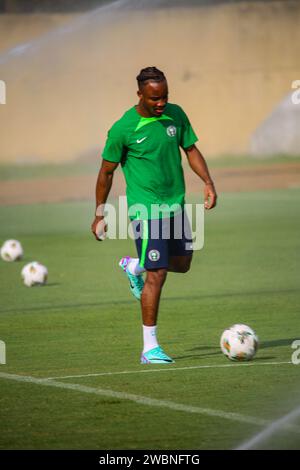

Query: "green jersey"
left=102, top=103, right=198, bottom=219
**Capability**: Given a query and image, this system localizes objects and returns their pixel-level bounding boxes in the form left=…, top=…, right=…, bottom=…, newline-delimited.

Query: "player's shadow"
left=259, top=338, right=297, bottom=349
left=164, top=287, right=299, bottom=302
left=175, top=349, right=276, bottom=361
left=175, top=338, right=296, bottom=361
left=175, top=346, right=221, bottom=360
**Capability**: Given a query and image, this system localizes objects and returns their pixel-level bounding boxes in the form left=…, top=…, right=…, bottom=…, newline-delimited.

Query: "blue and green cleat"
left=141, top=346, right=175, bottom=364
left=119, top=256, right=144, bottom=301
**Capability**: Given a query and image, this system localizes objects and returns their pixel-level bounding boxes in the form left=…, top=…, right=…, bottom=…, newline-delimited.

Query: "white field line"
left=235, top=404, right=300, bottom=449
left=0, top=370, right=299, bottom=434
left=44, top=361, right=292, bottom=381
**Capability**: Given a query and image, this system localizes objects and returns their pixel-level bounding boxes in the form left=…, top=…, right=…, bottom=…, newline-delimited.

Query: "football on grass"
left=21, top=261, right=48, bottom=287
left=220, top=324, right=258, bottom=361
left=0, top=239, right=23, bottom=262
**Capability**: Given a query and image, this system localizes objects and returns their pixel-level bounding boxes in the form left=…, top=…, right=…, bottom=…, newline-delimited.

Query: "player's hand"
left=91, top=216, right=107, bottom=241
left=204, top=182, right=217, bottom=210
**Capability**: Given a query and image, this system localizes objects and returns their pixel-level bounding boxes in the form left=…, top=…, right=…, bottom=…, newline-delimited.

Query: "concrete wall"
left=251, top=91, right=300, bottom=155
left=0, top=0, right=299, bottom=163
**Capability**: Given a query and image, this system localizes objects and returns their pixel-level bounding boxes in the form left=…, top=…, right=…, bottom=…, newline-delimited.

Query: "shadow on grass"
left=163, top=287, right=300, bottom=303
left=175, top=351, right=276, bottom=361
left=260, top=338, right=298, bottom=349
left=175, top=351, right=220, bottom=360
left=175, top=340, right=292, bottom=361
left=188, top=339, right=297, bottom=352
left=1, top=287, right=299, bottom=314
left=177, top=337, right=296, bottom=361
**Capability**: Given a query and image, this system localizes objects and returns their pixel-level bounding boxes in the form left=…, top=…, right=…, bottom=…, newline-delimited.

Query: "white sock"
left=126, top=257, right=145, bottom=275
left=143, top=325, right=159, bottom=353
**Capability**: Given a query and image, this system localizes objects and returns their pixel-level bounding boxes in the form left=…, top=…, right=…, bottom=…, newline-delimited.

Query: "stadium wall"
left=0, top=0, right=299, bottom=163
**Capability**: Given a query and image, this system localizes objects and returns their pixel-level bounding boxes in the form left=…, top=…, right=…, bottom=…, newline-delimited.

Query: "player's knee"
left=146, top=269, right=167, bottom=287
left=155, top=270, right=167, bottom=286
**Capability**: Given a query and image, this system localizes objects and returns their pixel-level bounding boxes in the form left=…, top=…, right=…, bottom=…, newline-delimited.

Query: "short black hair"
left=136, top=66, right=166, bottom=88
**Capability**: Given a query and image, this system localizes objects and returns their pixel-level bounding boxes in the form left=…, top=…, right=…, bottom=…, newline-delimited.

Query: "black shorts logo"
left=148, top=249, right=160, bottom=262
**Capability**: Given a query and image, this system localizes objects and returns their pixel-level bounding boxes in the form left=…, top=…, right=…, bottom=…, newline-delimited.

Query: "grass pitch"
left=0, top=154, right=299, bottom=181
left=0, top=188, right=300, bottom=449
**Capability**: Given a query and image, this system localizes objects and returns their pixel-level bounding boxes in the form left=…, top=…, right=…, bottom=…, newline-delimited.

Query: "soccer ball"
left=220, top=324, right=258, bottom=361
left=21, top=261, right=48, bottom=287
left=0, top=239, right=23, bottom=262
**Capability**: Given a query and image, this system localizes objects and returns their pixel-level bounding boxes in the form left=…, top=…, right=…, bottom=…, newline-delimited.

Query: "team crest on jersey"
left=148, top=249, right=160, bottom=262
left=166, top=125, right=177, bottom=137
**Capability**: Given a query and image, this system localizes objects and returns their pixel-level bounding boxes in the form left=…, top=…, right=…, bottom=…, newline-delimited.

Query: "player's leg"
left=133, top=218, right=174, bottom=363
left=119, top=217, right=174, bottom=363
left=140, top=268, right=174, bottom=364
left=118, top=219, right=148, bottom=300
left=119, top=256, right=145, bottom=300
left=141, top=268, right=167, bottom=326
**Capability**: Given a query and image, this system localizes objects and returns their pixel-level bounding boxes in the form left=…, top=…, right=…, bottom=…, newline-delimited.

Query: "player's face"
left=137, top=80, right=169, bottom=117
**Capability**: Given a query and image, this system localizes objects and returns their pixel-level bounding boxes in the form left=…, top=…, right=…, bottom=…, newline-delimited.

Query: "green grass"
left=203, top=153, right=300, bottom=169
left=0, top=189, right=300, bottom=449
left=0, top=154, right=299, bottom=181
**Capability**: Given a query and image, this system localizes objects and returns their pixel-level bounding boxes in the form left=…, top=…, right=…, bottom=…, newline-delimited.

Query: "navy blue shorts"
left=132, top=211, right=193, bottom=270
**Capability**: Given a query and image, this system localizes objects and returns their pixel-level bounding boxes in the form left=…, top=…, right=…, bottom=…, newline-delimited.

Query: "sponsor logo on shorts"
left=166, top=125, right=177, bottom=137
left=148, top=249, right=160, bottom=262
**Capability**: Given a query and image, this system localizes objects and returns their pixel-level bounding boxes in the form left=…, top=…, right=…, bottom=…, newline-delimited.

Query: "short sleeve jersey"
left=102, top=103, right=198, bottom=219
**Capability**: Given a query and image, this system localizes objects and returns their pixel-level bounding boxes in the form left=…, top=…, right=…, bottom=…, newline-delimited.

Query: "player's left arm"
left=184, top=144, right=217, bottom=210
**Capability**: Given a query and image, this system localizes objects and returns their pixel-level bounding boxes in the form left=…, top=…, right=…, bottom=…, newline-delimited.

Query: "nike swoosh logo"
left=136, top=137, right=147, bottom=144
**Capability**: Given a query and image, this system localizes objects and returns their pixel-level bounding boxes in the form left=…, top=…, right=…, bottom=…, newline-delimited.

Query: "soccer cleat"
left=141, top=346, right=175, bottom=364
left=119, top=256, right=144, bottom=301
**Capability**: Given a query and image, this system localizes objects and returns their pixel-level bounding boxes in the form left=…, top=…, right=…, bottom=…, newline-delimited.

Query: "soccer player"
left=91, top=67, right=217, bottom=364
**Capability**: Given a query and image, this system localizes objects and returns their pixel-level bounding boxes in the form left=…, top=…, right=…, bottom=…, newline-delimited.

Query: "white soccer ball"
left=220, top=324, right=258, bottom=361
left=0, top=239, right=23, bottom=262
left=21, top=261, right=48, bottom=287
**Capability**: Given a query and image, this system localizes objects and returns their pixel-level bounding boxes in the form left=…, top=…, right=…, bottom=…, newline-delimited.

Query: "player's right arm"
left=92, top=119, right=125, bottom=240
left=91, top=159, right=119, bottom=241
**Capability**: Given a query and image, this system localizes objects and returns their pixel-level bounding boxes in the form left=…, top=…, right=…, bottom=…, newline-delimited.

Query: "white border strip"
left=44, top=361, right=292, bottom=380
left=0, top=370, right=299, bottom=434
